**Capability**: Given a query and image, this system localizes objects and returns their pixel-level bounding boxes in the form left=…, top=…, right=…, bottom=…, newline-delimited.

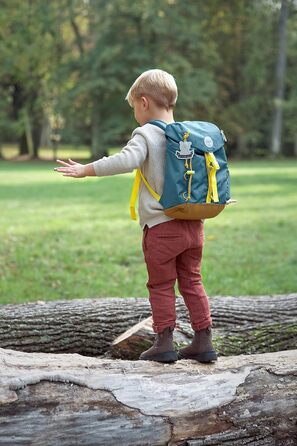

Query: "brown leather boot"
left=177, top=325, right=217, bottom=363
left=139, top=326, right=178, bottom=363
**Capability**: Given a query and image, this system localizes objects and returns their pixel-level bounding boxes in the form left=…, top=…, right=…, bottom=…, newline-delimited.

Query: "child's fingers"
left=54, top=165, right=80, bottom=177
left=68, top=158, right=77, bottom=164
left=56, top=159, right=71, bottom=166
left=54, top=166, right=70, bottom=172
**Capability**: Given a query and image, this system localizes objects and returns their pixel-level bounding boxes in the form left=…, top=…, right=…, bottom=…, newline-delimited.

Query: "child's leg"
left=176, top=221, right=213, bottom=331
left=142, top=223, right=183, bottom=333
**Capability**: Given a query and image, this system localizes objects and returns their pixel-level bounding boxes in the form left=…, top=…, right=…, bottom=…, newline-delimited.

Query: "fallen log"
left=109, top=316, right=297, bottom=360
left=0, top=347, right=296, bottom=445
left=0, top=294, right=296, bottom=356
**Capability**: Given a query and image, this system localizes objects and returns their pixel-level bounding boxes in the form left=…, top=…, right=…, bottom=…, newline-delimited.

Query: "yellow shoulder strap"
left=130, top=168, right=160, bottom=220
left=205, top=152, right=220, bottom=203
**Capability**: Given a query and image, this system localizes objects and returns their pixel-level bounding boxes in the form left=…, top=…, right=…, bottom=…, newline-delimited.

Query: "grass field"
left=0, top=153, right=296, bottom=304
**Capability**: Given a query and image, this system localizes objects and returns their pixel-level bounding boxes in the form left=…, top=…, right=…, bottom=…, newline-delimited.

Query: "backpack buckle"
left=220, top=129, right=227, bottom=142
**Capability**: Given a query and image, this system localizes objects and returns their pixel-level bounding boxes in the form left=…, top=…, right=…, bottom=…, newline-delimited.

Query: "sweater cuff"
left=92, top=159, right=105, bottom=176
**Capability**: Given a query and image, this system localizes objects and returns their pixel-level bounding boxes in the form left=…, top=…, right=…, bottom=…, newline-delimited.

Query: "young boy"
left=54, top=69, right=217, bottom=364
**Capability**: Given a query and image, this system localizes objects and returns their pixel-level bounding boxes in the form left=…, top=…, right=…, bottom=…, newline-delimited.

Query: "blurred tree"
left=0, top=1, right=58, bottom=157
left=271, top=0, right=289, bottom=156
left=283, top=1, right=297, bottom=156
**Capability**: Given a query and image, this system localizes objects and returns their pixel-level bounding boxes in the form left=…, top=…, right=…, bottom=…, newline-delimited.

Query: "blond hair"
left=125, top=69, right=178, bottom=110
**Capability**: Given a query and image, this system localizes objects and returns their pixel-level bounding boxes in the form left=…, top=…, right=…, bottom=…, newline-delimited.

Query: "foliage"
left=0, top=0, right=296, bottom=158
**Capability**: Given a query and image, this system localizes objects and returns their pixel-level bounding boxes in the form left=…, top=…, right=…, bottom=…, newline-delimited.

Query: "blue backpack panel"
left=130, top=120, right=235, bottom=221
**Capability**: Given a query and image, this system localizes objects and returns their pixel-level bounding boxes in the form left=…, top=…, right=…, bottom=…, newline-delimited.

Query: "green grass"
left=0, top=157, right=296, bottom=304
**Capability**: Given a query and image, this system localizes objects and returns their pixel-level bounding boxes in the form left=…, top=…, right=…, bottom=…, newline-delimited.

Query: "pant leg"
left=176, top=220, right=213, bottom=331
left=142, top=221, right=186, bottom=333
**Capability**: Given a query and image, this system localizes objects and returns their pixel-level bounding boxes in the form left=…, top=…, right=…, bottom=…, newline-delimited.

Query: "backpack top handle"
left=147, top=120, right=167, bottom=131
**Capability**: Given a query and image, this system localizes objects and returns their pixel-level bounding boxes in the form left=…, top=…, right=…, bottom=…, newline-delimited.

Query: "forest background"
left=1, top=0, right=296, bottom=160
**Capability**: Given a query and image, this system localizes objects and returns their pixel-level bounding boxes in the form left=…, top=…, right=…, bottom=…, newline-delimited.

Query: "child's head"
left=125, top=69, right=178, bottom=125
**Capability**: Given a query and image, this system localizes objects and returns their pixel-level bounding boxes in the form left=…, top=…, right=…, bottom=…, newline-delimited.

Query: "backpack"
left=130, top=120, right=236, bottom=221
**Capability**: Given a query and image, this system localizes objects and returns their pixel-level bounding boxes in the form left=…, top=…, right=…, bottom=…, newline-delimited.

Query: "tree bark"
left=109, top=315, right=297, bottom=360
left=0, top=294, right=296, bottom=357
left=0, top=347, right=296, bottom=445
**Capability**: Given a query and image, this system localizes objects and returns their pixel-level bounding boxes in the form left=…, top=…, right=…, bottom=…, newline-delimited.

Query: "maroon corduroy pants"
left=142, top=219, right=213, bottom=333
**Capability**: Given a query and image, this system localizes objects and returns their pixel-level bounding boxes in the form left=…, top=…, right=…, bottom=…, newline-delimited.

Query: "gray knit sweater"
left=92, top=123, right=175, bottom=229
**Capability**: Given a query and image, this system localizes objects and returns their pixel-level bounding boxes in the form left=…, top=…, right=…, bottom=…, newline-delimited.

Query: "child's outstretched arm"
left=54, top=130, right=147, bottom=179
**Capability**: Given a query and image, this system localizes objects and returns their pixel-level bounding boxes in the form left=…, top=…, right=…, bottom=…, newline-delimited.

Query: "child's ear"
left=141, top=96, right=149, bottom=110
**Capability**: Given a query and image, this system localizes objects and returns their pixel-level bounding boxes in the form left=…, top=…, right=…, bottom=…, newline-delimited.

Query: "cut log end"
left=110, top=316, right=193, bottom=360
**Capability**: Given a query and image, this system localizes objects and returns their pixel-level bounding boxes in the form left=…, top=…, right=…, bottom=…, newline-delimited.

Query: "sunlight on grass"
left=2, top=143, right=121, bottom=161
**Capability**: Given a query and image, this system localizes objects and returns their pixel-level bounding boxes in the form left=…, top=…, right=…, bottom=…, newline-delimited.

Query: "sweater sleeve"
left=92, top=130, right=148, bottom=177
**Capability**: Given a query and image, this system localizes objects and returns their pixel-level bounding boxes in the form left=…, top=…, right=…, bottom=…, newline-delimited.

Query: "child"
left=54, top=69, right=217, bottom=364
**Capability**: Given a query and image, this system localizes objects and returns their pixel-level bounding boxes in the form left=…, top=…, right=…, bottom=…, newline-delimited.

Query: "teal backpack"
left=130, top=120, right=236, bottom=221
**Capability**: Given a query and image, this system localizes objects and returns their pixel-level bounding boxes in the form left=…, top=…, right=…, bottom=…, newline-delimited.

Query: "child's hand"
left=54, top=158, right=86, bottom=178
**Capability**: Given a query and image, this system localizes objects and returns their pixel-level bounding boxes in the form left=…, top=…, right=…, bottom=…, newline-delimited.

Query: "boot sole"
left=139, top=351, right=178, bottom=363
left=177, top=350, right=218, bottom=363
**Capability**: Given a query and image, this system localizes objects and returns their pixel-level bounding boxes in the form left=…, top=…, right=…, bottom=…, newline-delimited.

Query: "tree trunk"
left=0, top=294, right=296, bottom=357
left=19, top=132, right=29, bottom=156
left=294, top=133, right=297, bottom=157
left=22, top=108, right=34, bottom=157
left=31, top=112, right=44, bottom=159
left=0, top=347, right=296, bottom=445
left=236, top=131, right=248, bottom=158
left=91, top=97, right=108, bottom=160
left=271, top=0, right=289, bottom=156
left=11, top=83, right=29, bottom=157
